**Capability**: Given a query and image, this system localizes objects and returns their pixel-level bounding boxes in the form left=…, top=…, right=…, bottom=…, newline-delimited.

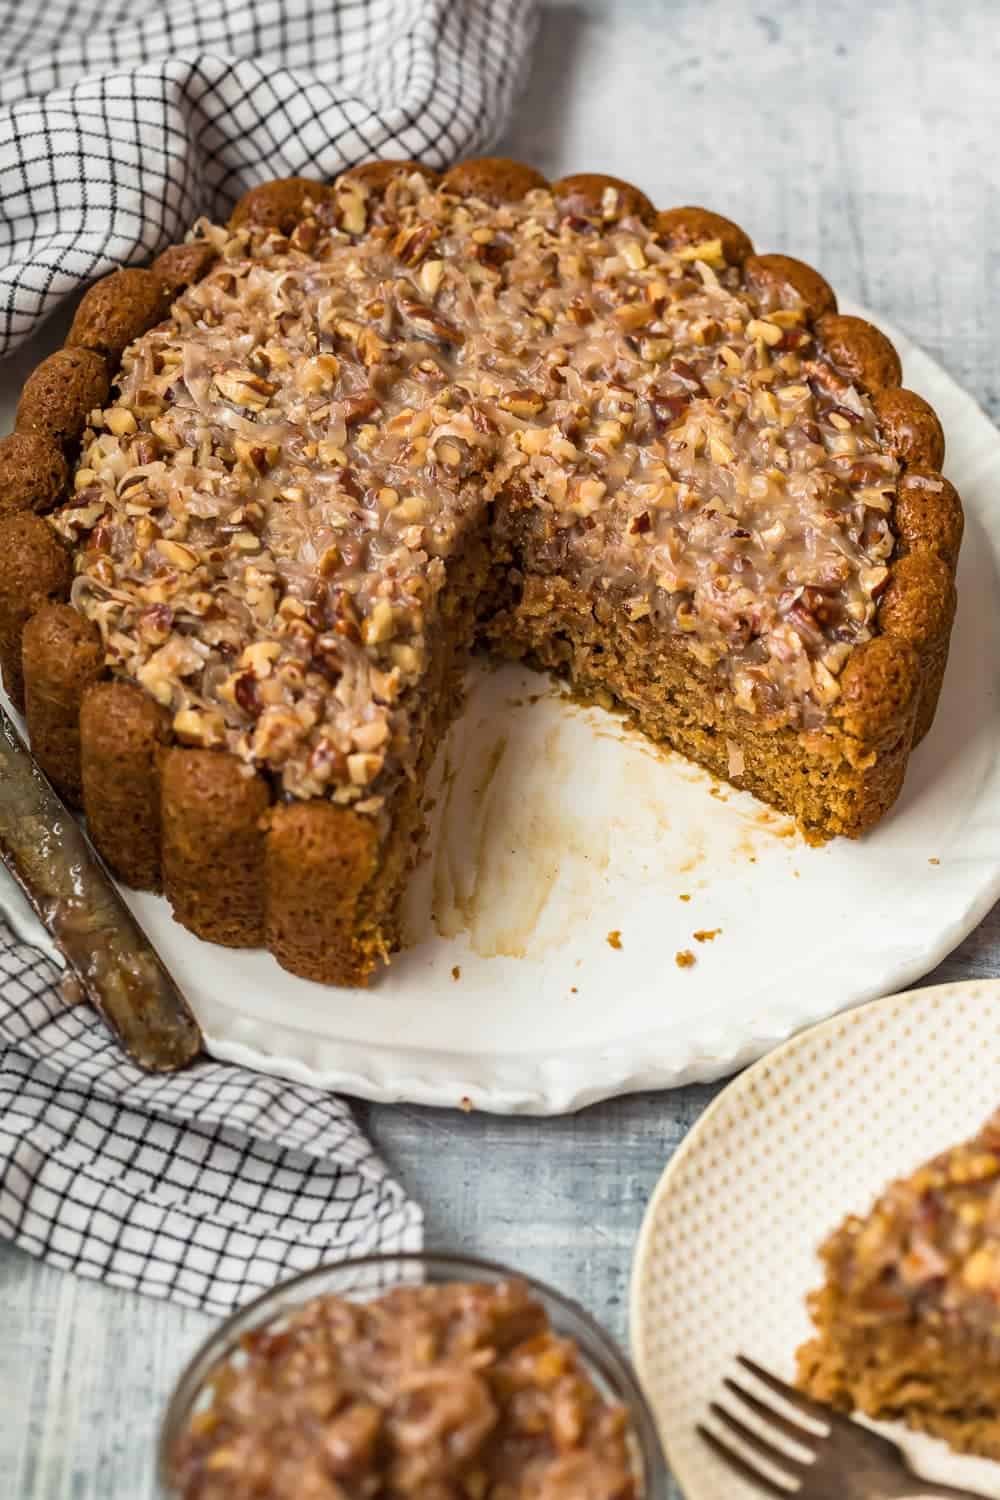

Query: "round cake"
left=0, top=157, right=962, bottom=985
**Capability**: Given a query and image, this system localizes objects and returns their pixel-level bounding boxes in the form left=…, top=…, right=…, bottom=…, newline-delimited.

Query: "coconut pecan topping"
left=817, top=1110, right=1000, bottom=1340
left=54, top=170, right=897, bottom=809
left=168, top=1278, right=639, bottom=1500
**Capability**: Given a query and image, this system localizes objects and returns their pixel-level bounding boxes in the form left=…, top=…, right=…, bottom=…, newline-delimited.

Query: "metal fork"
left=697, top=1355, right=994, bottom=1499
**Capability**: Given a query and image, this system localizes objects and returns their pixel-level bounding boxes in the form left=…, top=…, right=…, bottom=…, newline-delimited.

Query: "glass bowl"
left=157, top=1249, right=667, bottom=1498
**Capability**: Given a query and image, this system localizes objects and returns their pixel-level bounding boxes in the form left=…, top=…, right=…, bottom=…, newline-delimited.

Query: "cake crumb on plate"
left=675, top=949, right=696, bottom=969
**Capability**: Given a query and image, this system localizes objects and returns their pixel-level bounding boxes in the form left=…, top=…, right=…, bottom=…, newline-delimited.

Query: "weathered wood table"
left=4, top=1, right=999, bottom=1494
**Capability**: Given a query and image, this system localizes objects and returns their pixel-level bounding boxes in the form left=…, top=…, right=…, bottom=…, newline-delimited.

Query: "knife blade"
left=0, top=703, right=202, bottom=1072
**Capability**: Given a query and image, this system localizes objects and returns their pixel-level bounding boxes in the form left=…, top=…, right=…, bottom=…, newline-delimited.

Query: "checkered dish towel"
left=0, top=0, right=538, bottom=1310
left=0, top=916, right=424, bottom=1314
left=0, top=0, right=538, bottom=356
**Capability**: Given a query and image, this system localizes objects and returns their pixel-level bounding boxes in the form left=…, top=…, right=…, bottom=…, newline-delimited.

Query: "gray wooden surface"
left=3, top=1, right=1000, bottom=1495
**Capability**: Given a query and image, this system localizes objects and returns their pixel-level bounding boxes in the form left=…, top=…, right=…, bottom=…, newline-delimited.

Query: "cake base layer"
left=480, top=557, right=913, bottom=845
left=798, top=1291, right=1000, bottom=1459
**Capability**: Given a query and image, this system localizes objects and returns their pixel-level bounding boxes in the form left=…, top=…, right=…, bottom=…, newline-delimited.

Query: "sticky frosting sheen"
left=54, top=170, right=897, bottom=808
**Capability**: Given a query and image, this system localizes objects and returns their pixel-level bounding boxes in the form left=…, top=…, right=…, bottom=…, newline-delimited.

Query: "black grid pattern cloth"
left=0, top=919, right=422, bottom=1312
left=0, top=0, right=537, bottom=356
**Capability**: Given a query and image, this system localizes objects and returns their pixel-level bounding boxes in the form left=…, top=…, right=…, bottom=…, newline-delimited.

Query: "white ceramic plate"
left=4, top=304, right=1000, bottom=1113
left=629, top=978, right=1000, bottom=1499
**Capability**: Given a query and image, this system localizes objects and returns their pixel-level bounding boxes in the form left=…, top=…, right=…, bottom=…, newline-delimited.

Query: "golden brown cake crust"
left=441, top=156, right=548, bottom=203
left=895, top=467, right=963, bottom=568
left=66, top=268, right=171, bottom=363
left=834, top=635, right=920, bottom=747
left=815, top=312, right=903, bottom=391
left=809, top=308, right=958, bottom=755
left=745, top=252, right=838, bottom=320
left=0, top=511, right=72, bottom=709
left=879, top=552, right=956, bottom=653
left=229, top=176, right=332, bottom=230
left=873, top=386, right=946, bottom=468
left=3, top=156, right=964, bottom=986
left=15, top=347, right=110, bottom=449
left=80, top=679, right=170, bottom=890
left=0, top=432, right=69, bottom=518
left=266, top=802, right=380, bottom=984
left=152, top=241, right=220, bottom=295
left=654, top=205, right=754, bottom=264
left=22, top=602, right=103, bottom=804
left=161, top=748, right=270, bottom=947
left=551, top=172, right=654, bottom=223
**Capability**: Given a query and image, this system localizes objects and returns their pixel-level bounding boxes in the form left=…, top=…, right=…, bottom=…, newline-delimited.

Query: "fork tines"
left=697, top=1355, right=827, bottom=1496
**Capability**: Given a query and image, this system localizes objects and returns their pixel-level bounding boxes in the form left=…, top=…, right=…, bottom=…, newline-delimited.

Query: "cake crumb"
left=460, top=1096, right=473, bottom=1112
left=607, top=929, right=623, bottom=950
left=451, top=965, right=461, bottom=980
left=679, top=893, right=691, bottom=902
left=929, top=857, right=940, bottom=865
left=675, top=949, right=696, bottom=969
left=570, top=986, right=578, bottom=994
left=693, top=928, right=721, bottom=943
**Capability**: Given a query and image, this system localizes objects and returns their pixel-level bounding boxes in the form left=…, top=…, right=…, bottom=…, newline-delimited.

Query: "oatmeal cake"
left=167, top=1277, right=640, bottom=1500
left=0, top=157, right=962, bottom=984
left=797, top=1109, right=1000, bottom=1458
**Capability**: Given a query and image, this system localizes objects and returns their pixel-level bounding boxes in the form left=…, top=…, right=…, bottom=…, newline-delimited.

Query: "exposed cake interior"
left=53, top=170, right=902, bottom=974
left=797, top=1109, right=1000, bottom=1458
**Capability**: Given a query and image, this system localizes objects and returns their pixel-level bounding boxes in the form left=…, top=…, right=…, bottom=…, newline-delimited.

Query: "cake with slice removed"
left=0, top=158, right=963, bottom=985
left=797, top=1108, right=1000, bottom=1458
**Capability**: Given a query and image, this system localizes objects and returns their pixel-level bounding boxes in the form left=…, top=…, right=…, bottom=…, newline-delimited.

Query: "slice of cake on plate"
left=797, top=1109, right=1000, bottom=1458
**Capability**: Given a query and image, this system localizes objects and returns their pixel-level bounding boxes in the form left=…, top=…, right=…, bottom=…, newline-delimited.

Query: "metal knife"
left=0, top=704, right=202, bottom=1072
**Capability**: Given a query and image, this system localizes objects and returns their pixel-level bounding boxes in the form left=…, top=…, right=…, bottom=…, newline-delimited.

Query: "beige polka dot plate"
left=630, top=979, right=1000, bottom=1499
